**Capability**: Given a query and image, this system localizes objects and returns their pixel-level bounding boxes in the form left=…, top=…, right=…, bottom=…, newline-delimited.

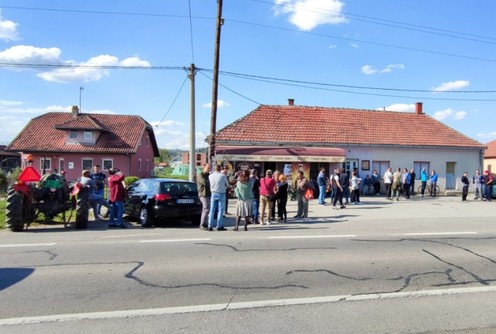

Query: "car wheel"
left=139, top=206, right=153, bottom=227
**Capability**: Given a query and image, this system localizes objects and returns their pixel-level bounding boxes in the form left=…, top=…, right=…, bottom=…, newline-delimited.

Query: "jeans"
left=485, top=184, right=492, bottom=201
left=208, top=192, right=226, bottom=228
left=318, top=185, right=326, bottom=204
left=252, top=198, right=260, bottom=223
left=199, top=196, right=210, bottom=227
left=89, top=193, right=110, bottom=218
left=108, top=201, right=124, bottom=225
left=95, top=188, right=105, bottom=214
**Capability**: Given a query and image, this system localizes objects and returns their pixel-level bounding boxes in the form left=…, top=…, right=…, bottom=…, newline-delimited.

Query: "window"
left=82, top=159, right=93, bottom=170
left=102, top=159, right=113, bottom=171
left=145, top=159, right=149, bottom=171
left=70, top=131, right=78, bottom=139
left=146, top=136, right=149, bottom=147
left=84, top=131, right=92, bottom=140
left=59, top=159, right=65, bottom=172
left=138, top=159, right=142, bottom=172
left=413, top=162, right=430, bottom=180
left=40, top=158, right=51, bottom=171
left=371, top=161, right=389, bottom=179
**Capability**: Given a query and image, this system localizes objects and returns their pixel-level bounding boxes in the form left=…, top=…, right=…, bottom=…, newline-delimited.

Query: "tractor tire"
left=6, top=189, right=26, bottom=232
left=75, top=188, right=89, bottom=229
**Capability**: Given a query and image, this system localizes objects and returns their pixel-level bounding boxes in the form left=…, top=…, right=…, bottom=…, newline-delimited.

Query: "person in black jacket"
left=461, top=172, right=470, bottom=201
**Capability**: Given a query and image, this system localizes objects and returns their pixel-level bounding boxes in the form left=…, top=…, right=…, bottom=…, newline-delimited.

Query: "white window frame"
left=83, top=131, right=92, bottom=141
left=70, top=130, right=78, bottom=139
left=138, top=158, right=142, bottom=172
left=40, top=158, right=51, bottom=171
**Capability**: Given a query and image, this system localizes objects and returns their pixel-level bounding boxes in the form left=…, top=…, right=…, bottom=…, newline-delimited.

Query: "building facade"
left=214, top=101, right=485, bottom=193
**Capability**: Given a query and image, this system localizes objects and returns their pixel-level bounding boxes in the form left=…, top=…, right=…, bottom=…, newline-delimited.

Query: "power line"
left=250, top=0, right=496, bottom=44
left=216, top=70, right=496, bottom=94
left=198, top=71, right=261, bottom=105
left=156, top=71, right=189, bottom=127
left=227, top=18, right=496, bottom=64
left=2, top=60, right=495, bottom=100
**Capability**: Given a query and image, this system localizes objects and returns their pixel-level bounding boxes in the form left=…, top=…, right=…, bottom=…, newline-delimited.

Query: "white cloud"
left=273, top=0, right=347, bottom=31
left=362, top=64, right=405, bottom=75
left=0, top=45, right=62, bottom=64
left=202, top=99, right=230, bottom=109
left=361, top=65, right=377, bottom=75
left=0, top=45, right=151, bottom=83
left=328, top=44, right=337, bottom=49
left=379, top=104, right=415, bottom=112
left=433, top=108, right=467, bottom=121
left=0, top=9, right=19, bottom=41
left=432, top=80, right=470, bottom=92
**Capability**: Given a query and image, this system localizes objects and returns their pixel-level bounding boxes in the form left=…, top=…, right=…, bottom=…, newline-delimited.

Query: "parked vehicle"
left=124, top=178, right=202, bottom=227
left=5, top=158, right=87, bottom=231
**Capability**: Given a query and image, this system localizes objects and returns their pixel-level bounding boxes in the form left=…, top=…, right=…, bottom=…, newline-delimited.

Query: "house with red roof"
left=484, top=140, right=496, bottom=173
left=214, top=100, right=485, bottom=193
left=6, top=106, right=159, bottom=181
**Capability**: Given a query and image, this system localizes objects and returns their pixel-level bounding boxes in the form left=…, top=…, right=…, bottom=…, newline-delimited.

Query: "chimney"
left=415, top=102, right=423, bottom=115
left=288, top=98, right=295, bottom=106
left=71, top=105, right=79, bottom=117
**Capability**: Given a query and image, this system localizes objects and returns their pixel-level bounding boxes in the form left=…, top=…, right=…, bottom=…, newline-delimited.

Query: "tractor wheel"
left=6, top=189, right=26, bottom=232
left=75, top=188, right=89, bottom=229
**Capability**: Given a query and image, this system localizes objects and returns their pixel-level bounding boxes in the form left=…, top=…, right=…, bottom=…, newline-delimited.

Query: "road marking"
left=403, top=232, right=477, bottom=236
left=140, top=238, right=210, bottom=243
left=0, top=243, right=56, bottom=248
left=102, top=234, right=159, bottom=239
left=267, top=235, right=356, bottom=239
left=2, top=285, right=496, bottom=326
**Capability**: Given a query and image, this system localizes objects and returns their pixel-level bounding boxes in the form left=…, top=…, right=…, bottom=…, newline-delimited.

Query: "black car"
left=124, top=178, right=202, bottom=227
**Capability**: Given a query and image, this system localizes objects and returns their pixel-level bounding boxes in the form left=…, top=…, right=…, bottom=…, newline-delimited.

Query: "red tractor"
left=5, top=161, right=90, bottom=231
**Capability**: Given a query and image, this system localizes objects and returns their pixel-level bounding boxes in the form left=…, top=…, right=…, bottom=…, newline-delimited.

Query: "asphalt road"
left=1, top=195, right=496, bottom=333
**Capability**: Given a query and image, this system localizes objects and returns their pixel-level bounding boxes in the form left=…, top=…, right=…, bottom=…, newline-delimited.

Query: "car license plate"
left=177, top=199, right=194, bottom=204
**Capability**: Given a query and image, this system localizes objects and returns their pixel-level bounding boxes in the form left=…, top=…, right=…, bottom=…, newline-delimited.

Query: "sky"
left=1, top=0, right=496, bottom=150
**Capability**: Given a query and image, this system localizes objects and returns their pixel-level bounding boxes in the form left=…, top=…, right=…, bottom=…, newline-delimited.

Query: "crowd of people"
left=76, top=163, right=495, bottom=232
left=79, top=165, right=128, bottom=228
left=197, top=165, right=312, bottom=231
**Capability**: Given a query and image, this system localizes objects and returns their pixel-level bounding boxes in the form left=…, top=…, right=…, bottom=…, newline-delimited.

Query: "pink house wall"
left=23, top=132, right=156, bottom=182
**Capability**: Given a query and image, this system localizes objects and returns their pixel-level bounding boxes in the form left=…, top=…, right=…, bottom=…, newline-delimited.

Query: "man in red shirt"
left=108, top=168, right=127, bottom=228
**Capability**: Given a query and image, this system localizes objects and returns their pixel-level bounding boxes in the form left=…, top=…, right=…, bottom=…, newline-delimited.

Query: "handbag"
left=304, top=188, right=314, bottom=200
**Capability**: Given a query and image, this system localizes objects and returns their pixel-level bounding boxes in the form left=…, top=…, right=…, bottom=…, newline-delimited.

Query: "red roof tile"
left=485, top=140, right=496, bottom=158
left=6, top=112, right=159, bottom=155
left=215, top=105, right=483, bottom=149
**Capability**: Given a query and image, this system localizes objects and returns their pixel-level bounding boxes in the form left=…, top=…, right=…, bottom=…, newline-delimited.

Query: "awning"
left=215, top=146, right=346, bottom=163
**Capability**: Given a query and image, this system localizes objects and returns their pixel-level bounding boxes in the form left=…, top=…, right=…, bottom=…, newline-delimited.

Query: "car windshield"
left=161, top=182, right=198, bottom=195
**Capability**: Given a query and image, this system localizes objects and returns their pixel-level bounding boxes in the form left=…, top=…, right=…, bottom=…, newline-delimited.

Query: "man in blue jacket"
left=430, top=170, right=438, bottom=197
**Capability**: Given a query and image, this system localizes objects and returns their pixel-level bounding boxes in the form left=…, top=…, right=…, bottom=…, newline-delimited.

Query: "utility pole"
left=188, top=64, right=197, bottom=182
left=208, top=0, right=223, bottom=165
left=79, top=87, right=84, bottom=112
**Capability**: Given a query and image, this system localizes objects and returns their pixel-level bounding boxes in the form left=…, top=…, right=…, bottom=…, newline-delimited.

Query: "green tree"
left=155, top=148, right=172, bottom=165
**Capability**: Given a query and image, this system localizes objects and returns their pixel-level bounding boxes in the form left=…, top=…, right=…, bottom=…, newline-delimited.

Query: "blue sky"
left=1, top=0, right=496, bottom=150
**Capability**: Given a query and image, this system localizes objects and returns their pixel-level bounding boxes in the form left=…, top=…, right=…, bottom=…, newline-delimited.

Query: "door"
left=344, top=159, right=359, bottom=176
left=446, top=162, right=456, bottom=189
